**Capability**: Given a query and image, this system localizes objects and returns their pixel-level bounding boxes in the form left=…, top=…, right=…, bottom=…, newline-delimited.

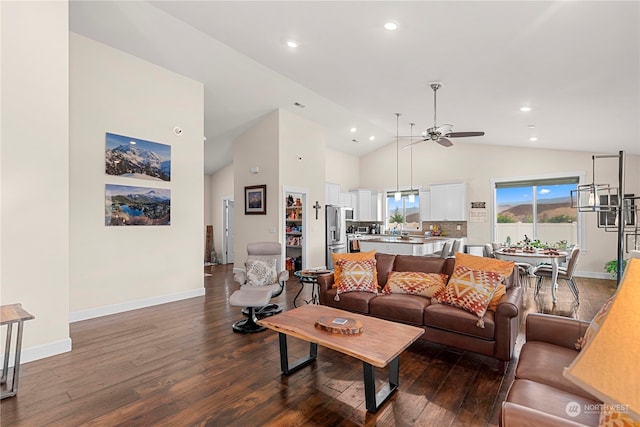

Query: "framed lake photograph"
left=245, top=184, right=266, bottom=215
left=105, top=184, right=171, bottom=226
left=105, top=132, right=171, bottom=181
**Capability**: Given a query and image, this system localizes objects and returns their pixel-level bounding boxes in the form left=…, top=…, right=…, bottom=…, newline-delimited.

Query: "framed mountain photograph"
left=105, top=184, right=171, bottom=226
left=105, top=132, right=171, bottom=181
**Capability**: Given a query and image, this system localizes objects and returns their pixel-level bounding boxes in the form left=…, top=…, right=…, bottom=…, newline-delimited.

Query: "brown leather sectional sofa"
left=500, top=313, right=601, bottom=426
left=317, top=252, right=523, bottom=373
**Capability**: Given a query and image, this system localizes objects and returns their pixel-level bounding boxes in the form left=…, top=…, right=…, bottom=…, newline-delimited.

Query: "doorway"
left=223, top=198, right=234, bottom=264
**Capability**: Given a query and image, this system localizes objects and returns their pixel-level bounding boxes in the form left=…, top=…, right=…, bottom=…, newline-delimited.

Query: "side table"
left=293, top=269, right=331, bottom=307
left=1, top=303, right=35, bottom=399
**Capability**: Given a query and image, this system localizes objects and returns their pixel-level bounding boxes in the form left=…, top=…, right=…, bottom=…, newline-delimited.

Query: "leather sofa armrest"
left=525, top=313, right=590, bottom=350
left=496, top=284, right=523, bottom=319
left=316, top=273, right=335, bottom=305
left=501, top=402, right=589, bottom=427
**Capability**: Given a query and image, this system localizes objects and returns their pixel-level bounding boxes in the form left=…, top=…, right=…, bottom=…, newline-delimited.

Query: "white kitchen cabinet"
left=325, top=182, right=340, bottom=206
left=429, top=183, right=467, bottom=221
left=359, top=239, right=431, bottom=256
left=419, top=190, right=430, bottom=221
left=339, top=192, right=352, bottom=208
left=350, top=189, right=377, bottom=221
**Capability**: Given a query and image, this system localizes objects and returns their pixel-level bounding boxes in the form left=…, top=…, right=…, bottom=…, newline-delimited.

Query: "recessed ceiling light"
left=369, top=136, right=375, bottom=141
left=529, top=137, right=538, bottom=142
left=384, top=22, right=398, bottom=31
left=350, top=127, right=357, bottom=133
left=286, top=40, right=298, bottom=48
left=520, top=106, right=532, bottom=112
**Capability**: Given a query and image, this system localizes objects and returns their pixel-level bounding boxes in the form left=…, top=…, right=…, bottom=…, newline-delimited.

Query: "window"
left=494, top=176, right=580, bottom=248
left=386, top=190, right=421, bottom=232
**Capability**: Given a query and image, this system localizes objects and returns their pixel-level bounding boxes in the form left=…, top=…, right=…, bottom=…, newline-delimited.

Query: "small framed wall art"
left=245, top=184, right=267, bottom=215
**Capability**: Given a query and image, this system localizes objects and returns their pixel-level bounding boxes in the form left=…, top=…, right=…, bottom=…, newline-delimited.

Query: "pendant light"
left=408, top=122, right=416, bottom=203
left=394, top=113, right=401, bottom=201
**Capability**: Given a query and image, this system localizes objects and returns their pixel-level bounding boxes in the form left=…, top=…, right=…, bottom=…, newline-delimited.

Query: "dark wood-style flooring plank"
left=1, top=264, right=614, bottom=426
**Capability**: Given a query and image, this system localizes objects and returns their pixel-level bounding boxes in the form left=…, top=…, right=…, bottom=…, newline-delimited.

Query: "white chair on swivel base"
left=229, top=288, right=272, bottom=333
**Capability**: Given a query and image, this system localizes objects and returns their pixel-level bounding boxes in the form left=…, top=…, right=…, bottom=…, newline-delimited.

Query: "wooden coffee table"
left=257, top=305, right=424, bottom=413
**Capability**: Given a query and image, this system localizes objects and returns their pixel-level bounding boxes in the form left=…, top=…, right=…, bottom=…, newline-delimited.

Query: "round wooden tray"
left=314, top=316, right=363, bottom=335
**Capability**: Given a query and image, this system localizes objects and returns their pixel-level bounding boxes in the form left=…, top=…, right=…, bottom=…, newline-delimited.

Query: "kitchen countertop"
left=360, top=236, right=454, bottom=244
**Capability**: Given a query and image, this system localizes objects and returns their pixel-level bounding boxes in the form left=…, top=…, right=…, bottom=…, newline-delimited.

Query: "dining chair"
left=533, top=246, right=581, bottom=304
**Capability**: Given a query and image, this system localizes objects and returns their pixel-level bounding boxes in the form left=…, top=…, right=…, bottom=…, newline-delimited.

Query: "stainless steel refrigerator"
left=326, top=205, right=350, bottom=269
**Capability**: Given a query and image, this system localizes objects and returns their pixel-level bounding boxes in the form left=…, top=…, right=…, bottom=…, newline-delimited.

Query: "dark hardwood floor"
left=1, top=264, right=616, bottom=426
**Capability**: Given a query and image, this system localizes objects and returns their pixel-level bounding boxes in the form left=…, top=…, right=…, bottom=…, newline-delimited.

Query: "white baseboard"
left=69, top=287, right=205, bottom=323
left=575, top=270, right=613, bottom=280
left=1, top=337, right=72, bottom=367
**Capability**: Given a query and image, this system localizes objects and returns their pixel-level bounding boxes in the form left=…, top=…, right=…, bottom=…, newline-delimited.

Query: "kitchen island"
left=359, top=237, right=453, bottom=256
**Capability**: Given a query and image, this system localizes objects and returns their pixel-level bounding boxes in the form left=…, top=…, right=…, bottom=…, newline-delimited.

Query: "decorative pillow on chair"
left=334, top=258, right=378, bottom=301
left=246, top=259, right=277, bottom=286
left=487, top=284, right=506, bottom=312
left=332, top=250, right=377, bottom=288
left=382, top=271, right=447, bottom=298
left=575, top=294, right=615, bottom=350
left=432, top=266, right=504, bottom=328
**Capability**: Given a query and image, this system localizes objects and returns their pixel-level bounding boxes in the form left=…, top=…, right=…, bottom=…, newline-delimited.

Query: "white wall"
left=279, top=109, right=326, bottom=268
left=1, top=1, right=72, bottom=360
left=326, top=148, right=359, bottom=193
left=233, top=111, right=280, bottom=268
left=360, top=140, right=640, bottom=276
left=69, top=33, right=204, bottom=319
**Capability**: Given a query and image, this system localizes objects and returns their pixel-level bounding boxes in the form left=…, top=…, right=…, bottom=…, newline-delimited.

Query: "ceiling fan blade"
left=436, top=137, right=454, bottom=148
left=445, top=131, right=485, bottom=138
left=402, top=139, right=426, bottom=149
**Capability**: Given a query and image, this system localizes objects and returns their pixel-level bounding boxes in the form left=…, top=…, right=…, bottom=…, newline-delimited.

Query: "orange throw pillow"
left=454, top=252, right=515, bottom=277
left=332, top=250, right=377, bottom=288
left=487, top=284, right=506, bottom=311
left=334, top=258, right=378, bottom=301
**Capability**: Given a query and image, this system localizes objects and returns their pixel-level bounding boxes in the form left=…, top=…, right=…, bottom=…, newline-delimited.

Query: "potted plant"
left=605, top=259, right=627, bottom=279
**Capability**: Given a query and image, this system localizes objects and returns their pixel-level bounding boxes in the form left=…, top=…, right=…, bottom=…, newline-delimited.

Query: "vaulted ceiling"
left=70, top=1, right=640, bottom=174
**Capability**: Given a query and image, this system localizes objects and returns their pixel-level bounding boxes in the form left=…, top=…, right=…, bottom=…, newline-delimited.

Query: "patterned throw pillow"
left=382, top=271, right=447, bottom=298
left=334, top=258, right=378, bottom=301
left=332, top=250, right=377, bottom=288
left=599, top=406, right=640, bottom=427
left=246, top=259, right=277, bottom=286
left=432, top=266, right=504, bottom=328
left=575, top=295, right=615, bottom=350
left=454, top=252, right=515, bottom=277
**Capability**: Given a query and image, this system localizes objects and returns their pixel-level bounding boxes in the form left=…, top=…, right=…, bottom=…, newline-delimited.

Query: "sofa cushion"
left=334, top=258, right=378, bottom=300
left=506, top=379, right=600, bottom=426
left=332, top=250, right=377, bottom=288
left=375, top=252, right=397, bottom=287
left=516, top=341, right=597, bottom=400
left=393, top=255, right=446, bottom=274
left=424, top=303, right=495, bottom=340
left=369, top=294, right=431, bottom=326
left=432, top=266, right=503, bottom=328
left=382, top=271, right=447, bottom=297
left=323, top=288, right=375, bottom=314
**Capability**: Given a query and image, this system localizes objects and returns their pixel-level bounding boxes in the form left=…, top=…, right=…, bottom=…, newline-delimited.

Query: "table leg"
left=293, top=282, right=304, bottom=308
left=1, top=323, right=12, bottom=384
left=278, top=333, right=317, bottom=375
left=363, top=356, right=399, bottom=413
left=551, top=258, right=560, bottom=304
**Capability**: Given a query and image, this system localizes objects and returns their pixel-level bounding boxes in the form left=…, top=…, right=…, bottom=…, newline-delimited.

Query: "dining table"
left=494, top=248, right=568, bottom=303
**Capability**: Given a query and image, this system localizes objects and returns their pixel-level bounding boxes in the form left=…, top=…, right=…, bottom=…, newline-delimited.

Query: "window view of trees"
left=387, top=192, right=420, bottom=232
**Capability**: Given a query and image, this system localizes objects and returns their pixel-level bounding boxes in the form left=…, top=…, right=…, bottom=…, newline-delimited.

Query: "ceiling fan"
left=404, top=82, right=485, bottom=148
